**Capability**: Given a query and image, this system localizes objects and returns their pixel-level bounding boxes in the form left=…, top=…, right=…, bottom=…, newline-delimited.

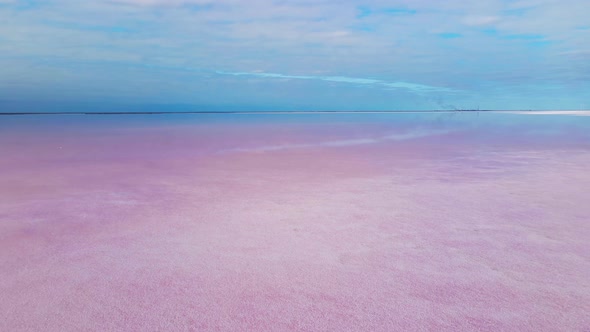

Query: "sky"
left=0, top=0, right=589, bottom=111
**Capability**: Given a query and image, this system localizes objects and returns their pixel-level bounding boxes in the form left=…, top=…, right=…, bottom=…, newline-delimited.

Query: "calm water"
left=1, top=111, right=589, bottom=331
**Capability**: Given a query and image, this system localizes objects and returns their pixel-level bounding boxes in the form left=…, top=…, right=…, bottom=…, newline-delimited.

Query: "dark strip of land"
left=0, top=110, right=521, bottom=116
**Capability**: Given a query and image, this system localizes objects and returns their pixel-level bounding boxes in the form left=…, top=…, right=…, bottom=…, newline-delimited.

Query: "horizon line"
left=2, top=110, right=590, bottom=116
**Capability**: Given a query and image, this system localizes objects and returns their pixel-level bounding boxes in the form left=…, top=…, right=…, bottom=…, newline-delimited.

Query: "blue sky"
left=0, top=0, right=588, bottom=111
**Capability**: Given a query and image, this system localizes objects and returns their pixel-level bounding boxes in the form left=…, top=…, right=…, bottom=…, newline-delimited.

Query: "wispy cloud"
left=216, top=71, right=457, bottom=94
left=462, top=15, right=501, bottom=27
left=437, top=32, right=462, bottom=39
left=109, top=0, right=212, bottom=6
left=0, top=0, right=589, bottom=109
left=357, top=6, right=416, bottom=18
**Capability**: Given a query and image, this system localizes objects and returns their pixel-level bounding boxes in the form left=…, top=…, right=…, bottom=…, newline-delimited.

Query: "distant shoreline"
left=2, top=110, right=588, bottom=116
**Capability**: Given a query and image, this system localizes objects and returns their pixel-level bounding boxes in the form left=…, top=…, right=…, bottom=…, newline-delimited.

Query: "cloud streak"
left=216, top=71, right=457, bottom=94
left=0, top=0, right=589, bottom=110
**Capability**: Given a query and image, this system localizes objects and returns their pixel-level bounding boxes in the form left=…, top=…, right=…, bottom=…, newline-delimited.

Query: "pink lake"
left=1, top=112, right=589, bottom=331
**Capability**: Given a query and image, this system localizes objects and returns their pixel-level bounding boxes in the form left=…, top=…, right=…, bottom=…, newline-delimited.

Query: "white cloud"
left=0, top=0, right=588, bottom=108
left=216, top=71, right=457, bottom=93
left=105, top=0, right=214, bottom=6
left=462, top=15, right=501, bottom=26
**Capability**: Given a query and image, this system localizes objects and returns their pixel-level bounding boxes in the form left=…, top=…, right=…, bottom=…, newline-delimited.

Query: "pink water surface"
left=1, top=115, right=589, bottom=331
